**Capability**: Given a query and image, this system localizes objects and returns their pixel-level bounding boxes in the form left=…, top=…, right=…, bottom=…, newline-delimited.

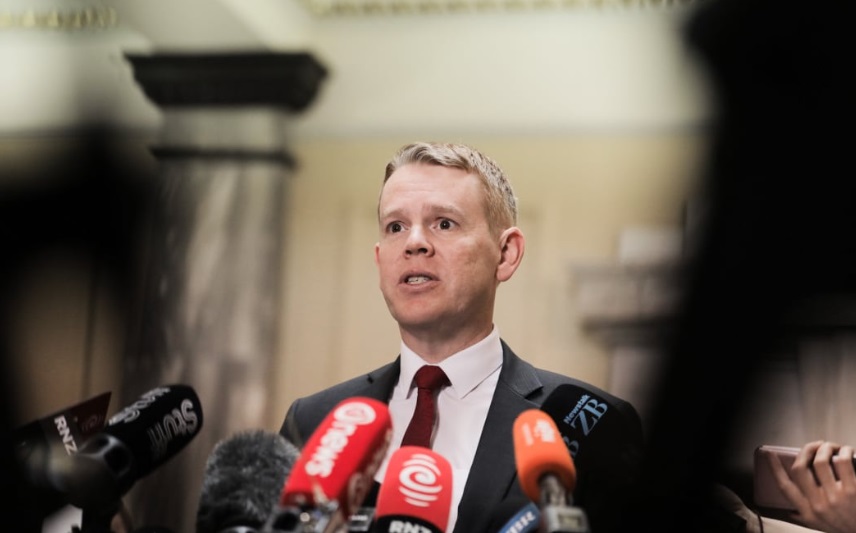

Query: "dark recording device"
left=52, top=384, right=204, bottom=511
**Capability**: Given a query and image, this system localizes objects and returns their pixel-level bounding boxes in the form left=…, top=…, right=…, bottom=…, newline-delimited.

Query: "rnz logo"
left=388, top=520, right=434, bottom=533
left=398, top=453, right=444, bottom=508
left=53, top=416, right=78, bottom=455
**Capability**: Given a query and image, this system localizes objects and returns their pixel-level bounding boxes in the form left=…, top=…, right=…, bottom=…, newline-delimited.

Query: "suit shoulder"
left=531, top=367, right=642, bottom=427
left=279, top=361, right=398, bottom=446
left=298, top=373, right=376, bottom=404
left=535, top=368, right=619, bottom=401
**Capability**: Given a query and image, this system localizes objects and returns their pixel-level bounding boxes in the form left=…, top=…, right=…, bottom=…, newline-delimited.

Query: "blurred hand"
left=768, top=440, right=856, bottom=533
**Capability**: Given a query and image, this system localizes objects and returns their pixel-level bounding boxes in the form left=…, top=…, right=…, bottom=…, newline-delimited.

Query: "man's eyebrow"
left=432, top=204, right=465, bottom=218
left=378, top=207, right=404, bottom=221
left=379, top=203, right=465, bottom=221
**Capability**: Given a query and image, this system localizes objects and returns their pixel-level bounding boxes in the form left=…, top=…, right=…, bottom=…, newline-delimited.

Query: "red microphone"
left=277, top=397, right=392, bottom=531
left=373, top=446, right=453, bottom=533
left=512, top=409, right=589, bottom=533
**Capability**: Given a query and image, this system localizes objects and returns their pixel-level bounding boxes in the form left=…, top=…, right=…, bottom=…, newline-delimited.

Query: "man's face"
left=375, top=163, right=503, bottom=339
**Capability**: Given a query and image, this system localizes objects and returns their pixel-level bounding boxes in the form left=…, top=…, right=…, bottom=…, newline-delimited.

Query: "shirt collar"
left=399, top=326, right=503, bottom=400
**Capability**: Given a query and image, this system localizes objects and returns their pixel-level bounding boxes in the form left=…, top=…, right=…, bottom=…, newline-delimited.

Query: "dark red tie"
left=400, top=365, right=450, bottom=448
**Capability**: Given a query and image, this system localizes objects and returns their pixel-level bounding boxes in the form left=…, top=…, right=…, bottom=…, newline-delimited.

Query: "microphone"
left=512, top=409, right=589, bottom=533
left=538, top=383, right=643, bottom=473
left=538, top=383, right=643, bottom=533
left=196, top=430, right=301, bottom=533
left=372, top=446, right=453, bottom=533
left=49, top=384, right=204, bottom=513
left=487, top=498, right=540, bottom=533
left=265, top=397, right=392, bottom=533
left=10, top=391, right=112, bottom=529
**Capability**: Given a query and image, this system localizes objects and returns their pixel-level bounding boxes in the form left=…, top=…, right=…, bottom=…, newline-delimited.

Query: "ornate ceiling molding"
left=0, top=6, right=117, bottom=31
left=297, top=0, right=698, bottom=16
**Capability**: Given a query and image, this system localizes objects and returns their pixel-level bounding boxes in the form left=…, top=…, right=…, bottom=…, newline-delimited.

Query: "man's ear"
left=496, top=227, right=525, bottom=282
left=374, top=242, right=380, bottom=266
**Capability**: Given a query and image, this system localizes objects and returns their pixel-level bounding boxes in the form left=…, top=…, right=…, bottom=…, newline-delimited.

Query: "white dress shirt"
left=374, top=326, right=504, bottom=532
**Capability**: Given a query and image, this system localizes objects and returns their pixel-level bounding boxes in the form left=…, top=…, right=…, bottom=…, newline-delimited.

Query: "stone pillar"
left=573, top=226, right=686, bottom=429
left=123, top=52, right=326, bottom=533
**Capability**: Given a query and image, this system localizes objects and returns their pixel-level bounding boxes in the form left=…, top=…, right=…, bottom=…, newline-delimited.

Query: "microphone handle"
left=74, top=500, right=120, bottom=533
left=537, top=474, right=591, bottom=533
left=538, top=474, right=569, bottom=508
left=540, top=504, right=590, bottom=533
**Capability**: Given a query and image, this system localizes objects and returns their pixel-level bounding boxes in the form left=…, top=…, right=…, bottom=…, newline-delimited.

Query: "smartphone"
left=754, top=444, right=856, bottom=511
left=753, top=445, right=799, bottom=511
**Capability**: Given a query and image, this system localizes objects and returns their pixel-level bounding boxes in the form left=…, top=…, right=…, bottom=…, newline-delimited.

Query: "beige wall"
left=268, top=133, right=707, bottom=430
left=2, top=131, right=706, bottom=435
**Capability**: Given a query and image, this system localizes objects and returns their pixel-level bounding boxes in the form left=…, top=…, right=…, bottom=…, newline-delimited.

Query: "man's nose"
left=405, top=226, right=433, bottom=256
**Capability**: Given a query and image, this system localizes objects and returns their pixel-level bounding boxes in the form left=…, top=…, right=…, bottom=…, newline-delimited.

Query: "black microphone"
left=49, top=384, right=204, bottom=514
left=539, top=383, right=644, bottom=533
left=539, top=383, right=644, bottom=472
left=9, top=391, right=112, bottom=530
left=195, top=430, right=301, bottom=533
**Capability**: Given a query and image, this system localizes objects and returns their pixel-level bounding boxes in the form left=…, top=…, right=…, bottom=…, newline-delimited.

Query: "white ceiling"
left=1, top=0, right=713, bottom=137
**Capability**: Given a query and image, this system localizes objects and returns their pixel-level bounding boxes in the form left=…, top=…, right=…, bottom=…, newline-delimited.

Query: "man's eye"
left=438, top=219, right=453, bottom=230
left=388, top=222, right=403, bottom=233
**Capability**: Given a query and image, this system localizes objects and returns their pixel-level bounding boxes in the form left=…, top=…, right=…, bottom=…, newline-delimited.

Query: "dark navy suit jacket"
left=279, top=340, right=643, bottom=533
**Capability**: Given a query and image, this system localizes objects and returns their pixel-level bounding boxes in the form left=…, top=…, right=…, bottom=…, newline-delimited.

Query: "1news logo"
left=305, top=400, right=379, bottom=478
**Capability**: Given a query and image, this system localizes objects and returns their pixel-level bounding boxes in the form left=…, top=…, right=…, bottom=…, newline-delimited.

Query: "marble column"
left=123, top=52, right=326, bottom=533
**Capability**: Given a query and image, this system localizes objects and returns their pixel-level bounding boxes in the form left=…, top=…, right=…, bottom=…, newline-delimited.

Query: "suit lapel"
left=362, top=358, right=401, bottom=401
left=454, top=343, right=544, bottom=533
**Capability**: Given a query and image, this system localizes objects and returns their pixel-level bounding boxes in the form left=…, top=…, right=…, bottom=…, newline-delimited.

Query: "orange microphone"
left=512, top=409, right=589, bottom=533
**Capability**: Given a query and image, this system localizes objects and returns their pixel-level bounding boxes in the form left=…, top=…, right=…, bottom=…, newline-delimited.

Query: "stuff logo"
left=147, top=399, right=200, bottom=460
left=109, top=387, right=171, bottom=424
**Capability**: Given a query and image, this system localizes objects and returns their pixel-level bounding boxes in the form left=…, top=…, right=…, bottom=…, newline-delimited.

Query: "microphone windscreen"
left=487, top=498, right=540, bottom=533
left=512, top=409, right=576, bottom=503
left=52, top=384, right=204, bottom=509
left=281, top=397, right=392, bottom=517
left=196, top=430, right=300, bottom=533
left=374, top=446, right=453, bottom=533
left=539, top=383, right=643, bottom=472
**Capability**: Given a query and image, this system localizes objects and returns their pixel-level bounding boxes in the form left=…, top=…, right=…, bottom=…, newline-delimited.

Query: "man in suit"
left=280, top=141, right=643, bottom=533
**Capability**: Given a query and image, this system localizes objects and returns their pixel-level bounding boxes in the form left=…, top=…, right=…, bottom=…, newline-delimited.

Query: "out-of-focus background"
left=2, top=0, right=853, bottom=531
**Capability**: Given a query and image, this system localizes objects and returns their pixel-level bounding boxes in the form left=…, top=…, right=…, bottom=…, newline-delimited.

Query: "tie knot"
left=413, top=365, right=449, bottom=391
